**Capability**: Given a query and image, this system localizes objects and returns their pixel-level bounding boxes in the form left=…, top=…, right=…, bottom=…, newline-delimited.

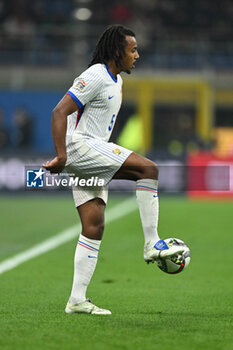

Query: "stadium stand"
left=0, top=0, right=232, bottom=69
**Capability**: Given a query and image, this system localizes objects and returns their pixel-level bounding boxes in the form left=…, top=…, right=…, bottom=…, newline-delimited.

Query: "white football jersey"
left=66, top=63, right=122, bottom=146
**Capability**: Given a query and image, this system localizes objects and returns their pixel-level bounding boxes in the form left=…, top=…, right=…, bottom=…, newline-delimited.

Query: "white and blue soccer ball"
left=156, top=238, right=191, bottom=274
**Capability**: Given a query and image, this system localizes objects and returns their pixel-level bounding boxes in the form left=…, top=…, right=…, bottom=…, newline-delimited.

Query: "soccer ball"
left=156, top=238, right=191, bottom=274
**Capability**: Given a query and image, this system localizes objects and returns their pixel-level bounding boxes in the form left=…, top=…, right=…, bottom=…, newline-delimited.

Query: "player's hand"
left=42, top=156, right=67, bottom=174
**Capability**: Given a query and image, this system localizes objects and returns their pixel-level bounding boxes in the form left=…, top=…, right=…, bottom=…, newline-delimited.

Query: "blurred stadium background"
left=0, top=0, right=233, bottom=196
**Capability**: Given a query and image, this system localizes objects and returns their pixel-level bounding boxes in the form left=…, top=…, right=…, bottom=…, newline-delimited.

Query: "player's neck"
left=107, top=61, right=121, bottom=78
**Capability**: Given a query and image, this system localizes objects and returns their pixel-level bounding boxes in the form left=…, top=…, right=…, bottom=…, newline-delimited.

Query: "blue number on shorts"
left=108, top=114, right=116, bottom=131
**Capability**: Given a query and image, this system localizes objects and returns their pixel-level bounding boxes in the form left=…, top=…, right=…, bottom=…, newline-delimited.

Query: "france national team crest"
left=26, top=169, right=45, bottom=188
left=75, top=79, right=86, bottom=91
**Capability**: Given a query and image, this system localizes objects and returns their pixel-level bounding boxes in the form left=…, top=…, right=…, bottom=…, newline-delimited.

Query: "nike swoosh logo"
left=108, top=96, right=114, bottom=99
left=88, top=255, right=97, bottom=259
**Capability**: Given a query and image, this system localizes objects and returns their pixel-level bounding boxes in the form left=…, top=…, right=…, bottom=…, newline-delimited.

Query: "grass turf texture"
left=0, top=194, right=232, bottom=350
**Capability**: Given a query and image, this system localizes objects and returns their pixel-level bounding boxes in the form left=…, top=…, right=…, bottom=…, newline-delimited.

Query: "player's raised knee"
left=143, top=160, right=158, bottom=180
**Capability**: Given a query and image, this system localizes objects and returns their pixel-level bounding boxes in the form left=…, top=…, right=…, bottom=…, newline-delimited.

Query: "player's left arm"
left=43, top=94, right=78, bottom=173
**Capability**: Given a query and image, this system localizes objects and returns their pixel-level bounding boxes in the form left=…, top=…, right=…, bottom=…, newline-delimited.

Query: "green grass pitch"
left=0, top=194, right=232, bottom=350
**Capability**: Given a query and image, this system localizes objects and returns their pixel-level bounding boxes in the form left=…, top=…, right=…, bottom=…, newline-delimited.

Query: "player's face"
left=120, top=35, right=139, bottom=74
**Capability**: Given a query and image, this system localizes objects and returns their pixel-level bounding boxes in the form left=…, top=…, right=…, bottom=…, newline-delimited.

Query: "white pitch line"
left=0, top=197, right=138, bottom=275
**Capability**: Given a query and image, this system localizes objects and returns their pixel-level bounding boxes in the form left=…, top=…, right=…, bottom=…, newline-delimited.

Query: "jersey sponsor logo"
left=108, top=95, right=114, bottom=99
left=75, top=79, right=86, bottom=91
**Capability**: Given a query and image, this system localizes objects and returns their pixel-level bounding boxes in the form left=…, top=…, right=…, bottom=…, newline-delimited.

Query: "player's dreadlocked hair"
left=89, top=25, right=135, bottom=67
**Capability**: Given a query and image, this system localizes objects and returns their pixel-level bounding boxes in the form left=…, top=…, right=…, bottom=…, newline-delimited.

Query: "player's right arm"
left=43, top=94, right=78, bottom=174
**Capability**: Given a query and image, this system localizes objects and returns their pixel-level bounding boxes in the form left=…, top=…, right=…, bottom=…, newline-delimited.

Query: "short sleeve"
left=67, top=66, right=103, bottom=108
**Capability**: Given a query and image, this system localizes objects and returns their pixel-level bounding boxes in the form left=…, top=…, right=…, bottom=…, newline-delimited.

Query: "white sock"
left=69, top=233, right=101, bottom=304
left=136, top=179, right=160, bottom=250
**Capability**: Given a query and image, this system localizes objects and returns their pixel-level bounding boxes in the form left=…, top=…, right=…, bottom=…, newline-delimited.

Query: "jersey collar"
left=105, top=64, right=118, bottom=83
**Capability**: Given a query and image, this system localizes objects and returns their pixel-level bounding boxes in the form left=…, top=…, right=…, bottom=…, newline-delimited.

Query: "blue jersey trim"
left=105, top=64, right=118, bottom=83
left=67, top=91, right=83, bottom=108
left=75, top=105, right=85, bottom=129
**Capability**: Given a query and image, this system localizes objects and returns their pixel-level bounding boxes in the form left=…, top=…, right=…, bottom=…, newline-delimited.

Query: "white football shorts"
left=65, top=138, right=132, bottom=207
